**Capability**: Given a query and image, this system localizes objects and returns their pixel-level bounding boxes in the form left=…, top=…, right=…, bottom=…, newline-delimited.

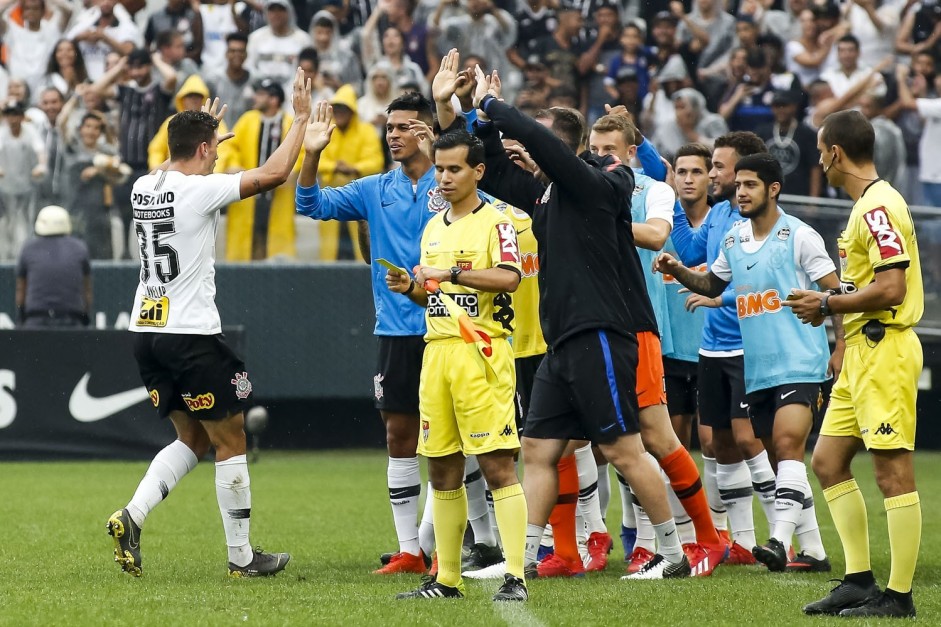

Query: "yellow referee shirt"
left=421, top=201, right=522, bottom=342
left=838, top=180, right=924, bottom=338
left=492, top=200, right=547, bottom=358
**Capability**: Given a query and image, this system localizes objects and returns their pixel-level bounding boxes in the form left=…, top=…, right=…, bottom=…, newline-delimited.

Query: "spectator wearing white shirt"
left=846, top=0, right=901, bottom=67
left=820, top=34, right=885, bottom=99
left=66, top=0, right=140, bottom=81
left=246, top=0, right=310, bottom=102
left=1, top=0, right=66, bottom=103
left=200, top=0, right=240, bottom=70
left=895, top=62, right=941, bottom=205
left=0, top=100, right=46, bottom=260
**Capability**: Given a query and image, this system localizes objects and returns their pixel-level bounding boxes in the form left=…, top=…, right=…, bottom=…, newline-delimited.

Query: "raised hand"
left=454, top=68, right=476, bottom=107
left=292, top=66, right=312, bottom=120
left=432, top=48, right=462, bottom=103
left=305, top=101, right=336, bottom=153
left=202, top=97, right=234, bottom=143
left=409, top=118, right=436, bottom=161
left=472, top=64, right=499, bottom=108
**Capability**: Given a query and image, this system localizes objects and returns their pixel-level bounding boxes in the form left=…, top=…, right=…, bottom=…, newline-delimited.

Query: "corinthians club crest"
left=427, top=187, right=451, bottom=213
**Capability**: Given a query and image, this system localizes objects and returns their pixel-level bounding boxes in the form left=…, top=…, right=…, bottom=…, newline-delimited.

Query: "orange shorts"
left=635, top=331, right=667, bottom=409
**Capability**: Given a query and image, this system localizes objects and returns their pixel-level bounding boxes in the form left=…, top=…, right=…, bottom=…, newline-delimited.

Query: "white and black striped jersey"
left=128, top=170, right=242, bottom=334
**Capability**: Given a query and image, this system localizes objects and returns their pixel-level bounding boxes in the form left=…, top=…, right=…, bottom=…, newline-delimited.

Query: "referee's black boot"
left=803, top=574, right=880, bottom=615
left=840, top=589, right=916, bottom=618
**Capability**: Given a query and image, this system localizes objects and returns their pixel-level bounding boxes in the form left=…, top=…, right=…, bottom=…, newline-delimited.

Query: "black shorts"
left=745, top=382, right=824, bottom=439
left=514, top=353, right=545, bottom=432
left=374, top=335, right=425, bottom=414
left=697, top=354, right=748, bottom=429
left=133, top=332, right=252, bottom=421
left=527, top=330, right=641, bottom=445
left=664, top=357, right=698, bottom=417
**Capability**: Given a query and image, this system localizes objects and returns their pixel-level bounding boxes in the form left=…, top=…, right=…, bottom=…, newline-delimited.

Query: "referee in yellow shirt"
left=786, top=110, right=923, bottom=619
left=386, top=131, right=529, bottom=602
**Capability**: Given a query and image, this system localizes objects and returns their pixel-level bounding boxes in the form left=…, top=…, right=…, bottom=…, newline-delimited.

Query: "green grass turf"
left=2, top=449, right=940, bottom=626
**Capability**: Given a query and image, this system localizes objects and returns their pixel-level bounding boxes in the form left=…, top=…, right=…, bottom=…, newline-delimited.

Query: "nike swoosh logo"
left=780, top=390, right=797, bottom=400
left=517, top=227, right=531, bottom=234
left=381, top=200, right=394, bottom=207
left=69, top=373, right=151, bottom=423
left=739, top=402, right=749, bottom=409
left=746, top=262, right=758, bottom=270
left=665, top=530, right=675, bottom=537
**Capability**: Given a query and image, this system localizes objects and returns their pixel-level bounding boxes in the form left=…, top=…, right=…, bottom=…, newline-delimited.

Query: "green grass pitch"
left=3, top=450, right=940, bottom=626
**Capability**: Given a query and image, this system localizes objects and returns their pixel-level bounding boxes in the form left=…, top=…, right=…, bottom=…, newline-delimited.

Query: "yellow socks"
left=432, top=486, right=467, bottom=588
left=823, top=479, right=871, bottom=574
left=491, top=483, right=528, bottom=581
left=885, top=492, right=921, bottom=593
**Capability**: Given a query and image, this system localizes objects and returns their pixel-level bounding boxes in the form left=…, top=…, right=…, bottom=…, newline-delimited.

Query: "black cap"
left=127, top=48, right=152, bottom=67
left=812, top=2, right=840, bottom=19
left=254, top=78, right=285, bottom=103
left=771, top=90, right=801, bottom=106
left=616, top=66, right=639, bottom=83
left=652, top=10, right=679, bottom=26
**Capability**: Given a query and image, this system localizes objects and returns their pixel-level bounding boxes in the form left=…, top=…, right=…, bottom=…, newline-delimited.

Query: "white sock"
left=745, top=450, right=777, bottom=536
left=615, top=471, right=636, bottom=528
left=633, top=499, right=656, bottom=552
left=524, top=523, right=545, bottom=564
left=702, top=456, right=728, bottom=532
left=465, top=456, right=496, bottom=546
left=418, top=481, right=435, bottom=557
left=575, top=444, right=607, bottom=535
left=717, top=461, right=756, bottom=549
left=598, top=463, right=611, bottom=517
left=795, top=486, right=827, bottom=560
left=215, top=454, right=252, bottom=567
left=387, top=456, right=421, bottom=556
left=771, top=460, right=807, bottom=551
left=665, top=470, right=695, bottom=544
left=127, top=440, right=198, bottom=527
left=653, top=519, right=684, bottom=563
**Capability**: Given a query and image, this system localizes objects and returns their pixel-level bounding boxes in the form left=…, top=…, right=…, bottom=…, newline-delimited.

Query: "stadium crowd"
left=1, top=0, right=941, bottom=263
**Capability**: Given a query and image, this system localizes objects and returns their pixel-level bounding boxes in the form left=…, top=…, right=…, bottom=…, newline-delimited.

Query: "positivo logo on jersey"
left=428, top=293, right=478, bottom=318
left=736, top=289, right=784, bottom=319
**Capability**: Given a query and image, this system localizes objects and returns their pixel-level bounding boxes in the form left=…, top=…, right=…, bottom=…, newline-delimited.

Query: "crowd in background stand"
left=1, top=0, right=941, bottom=265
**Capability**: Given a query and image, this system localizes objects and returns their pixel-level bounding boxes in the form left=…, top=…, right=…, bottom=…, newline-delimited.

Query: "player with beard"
left=667, top=132, right=780, bottom=565
left=655, top=152, right=835, bottom=575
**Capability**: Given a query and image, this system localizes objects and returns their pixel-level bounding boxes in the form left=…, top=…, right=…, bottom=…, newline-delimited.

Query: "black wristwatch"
left=819, top=293, right=833, bottom=317
left=450, top=266, right=463, bottom=284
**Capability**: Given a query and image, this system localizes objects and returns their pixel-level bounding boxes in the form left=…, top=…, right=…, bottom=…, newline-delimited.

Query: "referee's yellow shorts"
left=418, top=336, right=519, bottom=458
left=822, top=327, right=922, bottom=451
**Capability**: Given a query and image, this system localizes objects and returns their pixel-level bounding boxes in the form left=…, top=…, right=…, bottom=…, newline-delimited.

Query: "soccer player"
left=662, top=143, right=730, bottom=547
left=588, top=115, right=728, bottom=577
left=384, top=130, right=528, bottom=602
left=668, top=132, right=775, bottom=564
left=296, top=92, right=439, bottom=575
left=787, top=110, right=923, bottom=618
left=654, top=153, right=835, bottom=574
left=106, top=69, right=311, bottom=578
left=471, top=68, right=691, bottom=581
